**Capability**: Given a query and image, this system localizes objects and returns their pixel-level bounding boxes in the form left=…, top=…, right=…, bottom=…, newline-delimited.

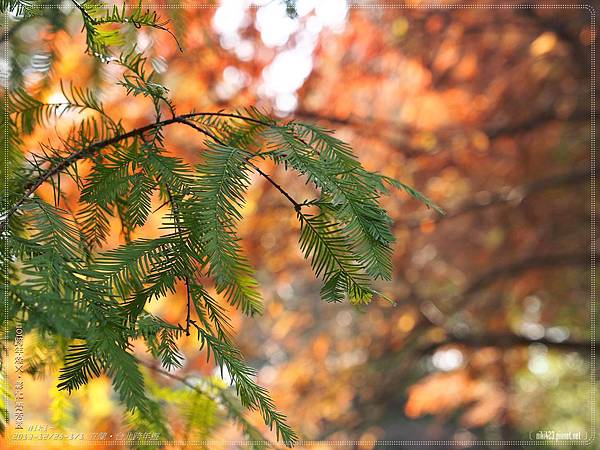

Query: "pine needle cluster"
left=1, top=1, right=440, bottom=445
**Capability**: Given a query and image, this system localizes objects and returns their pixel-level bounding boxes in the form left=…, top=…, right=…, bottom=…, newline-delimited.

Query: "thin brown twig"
left=70, top=0, right=183, bottom=52
left=404, top=165, right=592, bottom=229
left=163, top=184, right=192, bottom=336
left=139, top=358, right=281, bottom=447
left=296, top=108, right=593, bottom=148
left=138, top=358, right=204, bottom=392
left=460, top=251, right=594, bottom=300
left=0, top=111, right=272, bottom=234
left=377, top=250, right=595, bottom=368
left=176, top=117, right=305, bottom=211
left=70, top=0, right=95, bottom=23
left=420, top=332, right=595, bottom=355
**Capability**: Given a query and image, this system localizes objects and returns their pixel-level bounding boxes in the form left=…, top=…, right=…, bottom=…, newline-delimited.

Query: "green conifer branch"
left=2, top=1, right=443, bottom=444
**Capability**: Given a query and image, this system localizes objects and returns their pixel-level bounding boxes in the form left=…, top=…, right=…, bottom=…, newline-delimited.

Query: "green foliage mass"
left=0, top=0, right=440, bottom=446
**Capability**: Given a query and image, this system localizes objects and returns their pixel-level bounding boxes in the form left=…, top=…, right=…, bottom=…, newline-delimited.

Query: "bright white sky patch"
left=215, top=66, right=249, bottom=100
left=47, top=91, right=69, bottom=115
left=256, top=1, right=299, bottom=48
left=315, top=0, right=348, bottom=31
left=262, top=48, right=313, bottom=95
left=432, top=348, right=464, bottom=371
left=528, top=353, right=549, bottom=375
left=213, top=0, right=249, bottom=36
left=295, top=0, right=317, bottom=17
left=136, top=32, right=153, bottom=53
left=212, top=0, right=349, bottom=114
left=235, top=39, right=255, bottom=61
left=275, top=92, right=298, bottom=113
